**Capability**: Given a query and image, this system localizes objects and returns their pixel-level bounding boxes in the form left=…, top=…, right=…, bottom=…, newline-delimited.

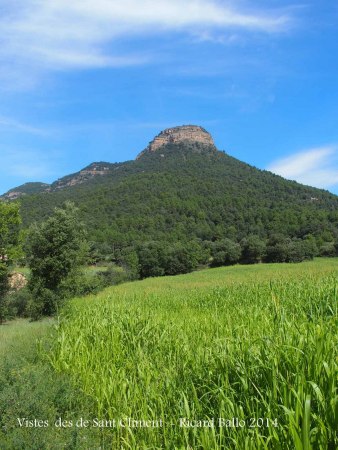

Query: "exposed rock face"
left=5, top=191, right=23, bottom=200
left=0, top=164, right=113, bottom=200
left=1, top=125, right=216, bottom=198
left=137, top=125, right=215, bottom=159
left=1, top=182, right=50, bottom=201
left=50, top=163, right=111, bottom=191
left=8, top=272, right=28, bottom=291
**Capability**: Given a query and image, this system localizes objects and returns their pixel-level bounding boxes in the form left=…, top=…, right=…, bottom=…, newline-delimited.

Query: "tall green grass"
left=0, top=320, right=110, bottom=449
left=50, top=260, right=338, bottom=449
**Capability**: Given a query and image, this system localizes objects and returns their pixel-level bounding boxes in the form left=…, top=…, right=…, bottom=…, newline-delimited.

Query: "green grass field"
left=0, top=319, right=107, bottom=449
left=46, top=259, right=338, bottom=449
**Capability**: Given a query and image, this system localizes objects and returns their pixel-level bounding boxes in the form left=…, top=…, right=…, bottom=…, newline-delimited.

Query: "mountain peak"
left=1, top=182, right=50, bottom=200
left=136, top=125, right=215, bottom=159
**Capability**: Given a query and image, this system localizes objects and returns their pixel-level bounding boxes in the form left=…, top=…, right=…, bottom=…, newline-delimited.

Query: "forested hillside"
left=10, top=140, right=337, bottom=272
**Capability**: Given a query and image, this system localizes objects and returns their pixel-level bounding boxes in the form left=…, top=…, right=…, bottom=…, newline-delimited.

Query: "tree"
left=117, top=246, right=140, bottom=280
left=265, top=234, right=290, bottom=263
left=163, top=241, right=201, bottom=275
left=0, top=264, right=9, bottom=323
left=335, top=241, right=338, bottom=257
left=300, top=235, right=318, bottom=260
left=137, top=241, right=166, bottom=278
left=265, top=234, right=318, bottom=263
left=0, top=202, right=21, bottom=323
left=240, top=235, right=266, bottom=264
left=210, top=238, right=241, bottom=267
left=26, top=202, right=88, bottom=318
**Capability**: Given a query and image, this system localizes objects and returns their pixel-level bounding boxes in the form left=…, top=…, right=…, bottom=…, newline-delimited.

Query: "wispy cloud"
left=191, top=31, right=244, bottom=45
left=0, top=0, right=294, bottom=87
left=0, top=115, right=49, bottom=135
left=267, top=146, right=338, bottom=189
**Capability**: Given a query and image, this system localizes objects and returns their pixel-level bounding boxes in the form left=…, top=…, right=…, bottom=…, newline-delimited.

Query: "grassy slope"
left=49, top=259, right=338, bottom=449
left=0, top=320, right=105, bottom=449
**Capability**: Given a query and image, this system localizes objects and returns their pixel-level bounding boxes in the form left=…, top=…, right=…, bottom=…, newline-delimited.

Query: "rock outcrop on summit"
left=1, top=125, right=217, bottom=199
left=136, top=125, right=215, bottom=159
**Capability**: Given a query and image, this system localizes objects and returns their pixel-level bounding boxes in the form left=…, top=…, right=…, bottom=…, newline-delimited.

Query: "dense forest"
left=9, top=141, right=338, bottom=276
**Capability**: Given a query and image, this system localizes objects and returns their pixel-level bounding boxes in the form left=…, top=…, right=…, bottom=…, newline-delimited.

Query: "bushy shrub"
left=319, top=242, right=336, bottom=257
left=137, top=240, right=204, bottom=278
left=265, top=235, right=318, bottom=263
left=163, top=242, right=199, bottom=275
left=210, top=239, right=241, bottom=267
left=59, top=271, right=105, bottom=297
left=240, top=235, right=266, bottom=264
left=6, top=288, right=32, bottom=318
left=98, top=266, right=129, bottom=286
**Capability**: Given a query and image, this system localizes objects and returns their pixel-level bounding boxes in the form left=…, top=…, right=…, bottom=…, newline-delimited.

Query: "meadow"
left=0, top=318, right=109, bottom=449
left=47, top=259, right=338, bottom=449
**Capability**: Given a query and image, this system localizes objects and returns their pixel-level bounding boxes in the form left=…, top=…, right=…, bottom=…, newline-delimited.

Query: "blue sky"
left=0, top=0, right=338, bottom=194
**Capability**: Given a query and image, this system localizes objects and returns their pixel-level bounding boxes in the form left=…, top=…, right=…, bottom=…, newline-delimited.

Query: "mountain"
left=1, top=163, right=117, bottom=200
left=2, top=125, right=338, bottom=261
left=49, top=162, right=117, bottom=191
left=136, top=125, right=215, bottom=158
left=2, top=182, right=50, bottom=200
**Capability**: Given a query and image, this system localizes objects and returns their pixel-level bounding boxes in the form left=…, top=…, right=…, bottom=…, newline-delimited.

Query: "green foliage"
left=240, top=235, right=266, bottom=264
left=0, top=202, right=21, bottom=323
left=117, top=247, right=140, bottom=280
left=0, top=264, right=9, bottom=322
left=287, top=239, right=309, bottom=263
left=301, top=234, right=318, bottom=259
left=26, top=202, right=88, bottom=318
left=210, top=238, right=241, bottom=266
left=319, top=242, right=336, bottom=257
left=265, top=234, right=318, bottom=263
left=0, top=202, right=22, bottom=262
left=50, top=260, right=338, bottom=449
left=16, top=143, right=338, bottom=270
left=265, top=234, right=290, bottom=263
left=0, top=319, right=104, bottom=449
left=163, top=241, right=201, bottom=275
left=137, top=241, right=166, bottom=278
left=0, top=264, right=9, bottom=297
left=97, top=265, right=129, bottom=286
left=5, top=288, right=32, bottom=318
left=137, top=240, right=204, bottom=278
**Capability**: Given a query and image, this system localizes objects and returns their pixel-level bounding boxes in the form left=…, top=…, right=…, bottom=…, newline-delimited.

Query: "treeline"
left=2, top=141, right=338, bottom=321
left=1, top=200, right=338, bottom=323
left=1, top=202, right=108, bottom=321
left=18, top=143, right=338, bottom=258
left=94, top=232, right=332, bottom=281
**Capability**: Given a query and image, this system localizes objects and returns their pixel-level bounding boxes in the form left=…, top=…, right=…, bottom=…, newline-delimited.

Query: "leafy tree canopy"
left=26, top=202, right=88, bottom=317
left=0, top=202, right=21, bottom=322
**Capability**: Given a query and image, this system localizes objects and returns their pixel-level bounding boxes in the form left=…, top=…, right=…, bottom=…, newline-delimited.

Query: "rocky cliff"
left=1, top=163, right=113, bottom=200
left=136, top=125, right=215, bottom=159
left=1, top=125, right=216, bottom=199
left=1, top=182, right=50, bottom=200
left=49, top=163, right=112, bottom=191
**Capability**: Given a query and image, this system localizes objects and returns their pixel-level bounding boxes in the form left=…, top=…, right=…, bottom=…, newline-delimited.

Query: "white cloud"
left=267, top=146, right=338, bottom=189
left=0, top=115, right=48, bottom=135
left=191, top=30, right=244, bottom=45
left=0, top=0, right=293, bottom=84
